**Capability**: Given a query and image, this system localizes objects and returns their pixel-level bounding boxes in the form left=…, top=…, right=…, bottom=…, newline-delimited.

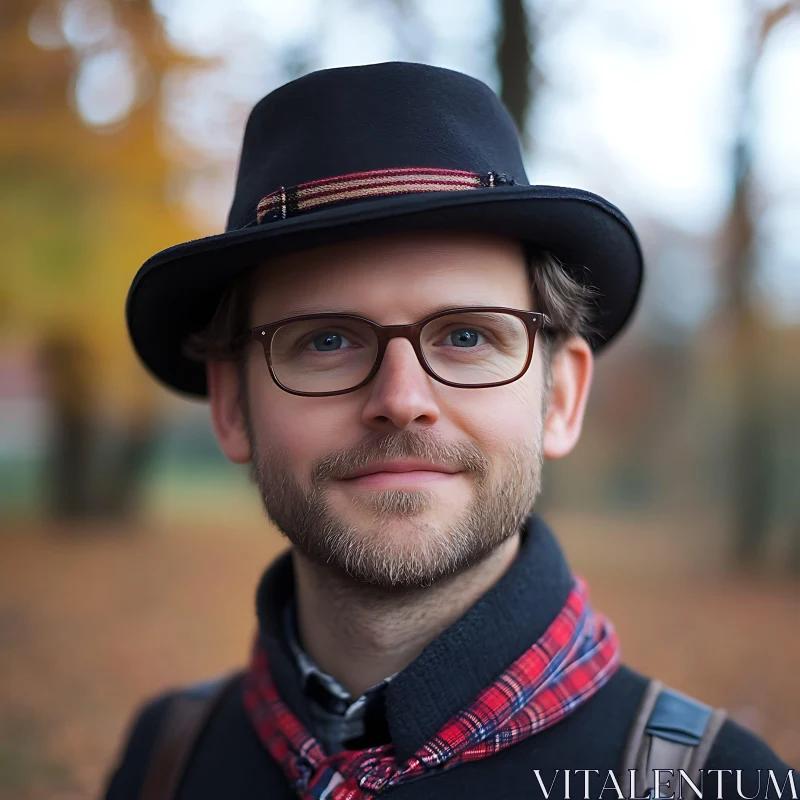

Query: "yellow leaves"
left=2, top=1, right=211, bottom=413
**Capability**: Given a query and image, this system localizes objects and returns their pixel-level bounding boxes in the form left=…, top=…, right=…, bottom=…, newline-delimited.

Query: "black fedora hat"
left=126, top=61, right=644, bottom=398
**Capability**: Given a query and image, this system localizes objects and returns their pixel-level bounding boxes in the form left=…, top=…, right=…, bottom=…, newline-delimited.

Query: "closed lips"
left=346, top=462, right=459, bottom=478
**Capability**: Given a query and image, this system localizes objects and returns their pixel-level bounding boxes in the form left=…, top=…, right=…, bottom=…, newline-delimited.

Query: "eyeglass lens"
left=268, top=311, right=530, bottom=393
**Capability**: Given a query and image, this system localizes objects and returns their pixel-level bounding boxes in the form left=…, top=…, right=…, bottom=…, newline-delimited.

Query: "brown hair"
left=183, top=246, right=602, bottom=409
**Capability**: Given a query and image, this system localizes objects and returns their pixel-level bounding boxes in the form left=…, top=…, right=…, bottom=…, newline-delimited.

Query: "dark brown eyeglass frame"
left=243, top=306, right=553, bottom=397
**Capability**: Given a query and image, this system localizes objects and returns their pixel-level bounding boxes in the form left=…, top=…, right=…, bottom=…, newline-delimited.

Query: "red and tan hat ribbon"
left=255, top=167, right=513, bottom=224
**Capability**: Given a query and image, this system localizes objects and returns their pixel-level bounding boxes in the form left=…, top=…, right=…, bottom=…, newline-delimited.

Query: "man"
left=106, top=62, right=796, bottom=799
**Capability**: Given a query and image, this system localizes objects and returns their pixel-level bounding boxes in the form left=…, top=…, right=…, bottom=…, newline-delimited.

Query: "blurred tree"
left=495, top=0, right=569, bottom=514
left=38, top=334, right=94, bottom=518
left=497, top=0, right=534, bottom=136
left=495, top=0, right=564, bottom=514
left=716, top=0, right=799, bottom=568
left=0, top=0, right=204, bottom=522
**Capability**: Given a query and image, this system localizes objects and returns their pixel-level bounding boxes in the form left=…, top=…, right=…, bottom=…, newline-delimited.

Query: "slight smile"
left=341, top=470, right=462, bottom=488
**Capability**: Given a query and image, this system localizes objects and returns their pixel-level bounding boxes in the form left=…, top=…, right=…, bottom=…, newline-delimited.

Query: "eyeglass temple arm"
left=231, top=330, right=259, bottom=349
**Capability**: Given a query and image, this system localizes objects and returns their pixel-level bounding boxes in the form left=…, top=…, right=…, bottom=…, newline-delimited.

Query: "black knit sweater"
left=103, top=514, right=797, bottom=799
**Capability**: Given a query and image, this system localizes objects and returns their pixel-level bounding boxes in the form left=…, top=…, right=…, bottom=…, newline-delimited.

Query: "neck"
left=290, top=533, right=521, bottom=699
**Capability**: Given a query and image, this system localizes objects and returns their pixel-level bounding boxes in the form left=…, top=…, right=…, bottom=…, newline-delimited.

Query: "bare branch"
left=760, top=0, right=799, bottom=43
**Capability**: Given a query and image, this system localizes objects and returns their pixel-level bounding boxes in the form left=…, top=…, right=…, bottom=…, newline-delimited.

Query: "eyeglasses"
left=245, top=307, right=553, bottom=397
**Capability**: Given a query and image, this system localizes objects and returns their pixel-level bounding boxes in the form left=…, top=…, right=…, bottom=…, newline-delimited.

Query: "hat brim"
left=126, top=185, right=644, bottom=397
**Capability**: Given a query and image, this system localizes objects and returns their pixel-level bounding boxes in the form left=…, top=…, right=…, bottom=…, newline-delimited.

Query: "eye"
left=303, top=330, right=356, bottom=352
left=442, top=328, right=488, bottom=348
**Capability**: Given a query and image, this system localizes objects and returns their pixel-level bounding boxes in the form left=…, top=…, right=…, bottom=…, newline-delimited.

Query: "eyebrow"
left=279, top=302, right=502, bottom=318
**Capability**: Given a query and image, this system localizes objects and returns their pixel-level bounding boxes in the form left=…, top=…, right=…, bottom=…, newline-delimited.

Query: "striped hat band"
left=255, top=167, right=515, bottom=223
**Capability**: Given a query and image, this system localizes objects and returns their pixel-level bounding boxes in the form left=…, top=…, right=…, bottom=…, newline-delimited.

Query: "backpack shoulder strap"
left=621, top=679, right=728, bottom=800
left=137, top=669, right=245, bottom=800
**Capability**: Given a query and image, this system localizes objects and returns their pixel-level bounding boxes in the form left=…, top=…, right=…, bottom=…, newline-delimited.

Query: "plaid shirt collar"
left=255, top=511, right=582, bottom=763
left=281, top=597, right=398, bottom=753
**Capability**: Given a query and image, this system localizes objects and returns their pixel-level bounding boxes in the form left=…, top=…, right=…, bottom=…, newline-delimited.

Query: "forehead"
left=249, top=230, right=533, bottom=322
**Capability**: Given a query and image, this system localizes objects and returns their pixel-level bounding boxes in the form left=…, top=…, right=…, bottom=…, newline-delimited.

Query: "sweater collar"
left=254, top=511, right=574, bottom=763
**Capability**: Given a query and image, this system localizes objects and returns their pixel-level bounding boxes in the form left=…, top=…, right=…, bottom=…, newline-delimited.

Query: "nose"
left=359, top=336, right=441, bottom=430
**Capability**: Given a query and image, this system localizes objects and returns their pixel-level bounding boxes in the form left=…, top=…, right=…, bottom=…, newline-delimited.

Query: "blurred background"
left=1, top=0, right=798, bottom=796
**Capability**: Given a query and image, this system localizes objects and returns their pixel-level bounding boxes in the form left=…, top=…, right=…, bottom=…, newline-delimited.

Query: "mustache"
left=310, top=431, right=491, bottom=483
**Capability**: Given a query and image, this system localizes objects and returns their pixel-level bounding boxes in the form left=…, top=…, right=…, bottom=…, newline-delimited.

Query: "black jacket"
left=103, top=514, right=797, bottom=799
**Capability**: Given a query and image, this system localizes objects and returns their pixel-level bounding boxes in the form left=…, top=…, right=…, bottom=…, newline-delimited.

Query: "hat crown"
left=226, top=61, right=530, bottom=231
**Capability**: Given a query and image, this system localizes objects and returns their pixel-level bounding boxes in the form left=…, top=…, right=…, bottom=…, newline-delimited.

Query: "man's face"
left=234, top=231, right=551, bottom=589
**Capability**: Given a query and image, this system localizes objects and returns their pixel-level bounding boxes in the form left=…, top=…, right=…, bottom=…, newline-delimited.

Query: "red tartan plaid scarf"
left=243, top=575, right=620, bottom=800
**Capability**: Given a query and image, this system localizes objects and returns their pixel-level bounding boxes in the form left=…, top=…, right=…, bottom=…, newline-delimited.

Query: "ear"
left=207, top=359, right=251, bottom=464
left=542, top=335, right=594, bottom=460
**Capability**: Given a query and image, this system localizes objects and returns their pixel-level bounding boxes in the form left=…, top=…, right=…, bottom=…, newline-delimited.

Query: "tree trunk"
left=40, top=334, right=96, bottom=522
left=496, top=0, right=534, bottom=136
left=39, top=334, right=156, bottom=524
left=719, top=5, right=797, bottom=566
left=99, top=409, right=158, bottom=520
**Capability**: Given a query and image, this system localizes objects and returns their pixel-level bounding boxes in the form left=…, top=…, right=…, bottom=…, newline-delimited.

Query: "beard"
left=247, top=413, right=546, bottom=590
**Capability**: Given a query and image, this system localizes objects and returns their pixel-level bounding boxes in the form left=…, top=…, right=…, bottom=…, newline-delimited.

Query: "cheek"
left=455, top=379, right=542, bottom=456
left=248, top=391, right=349, bottom=475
